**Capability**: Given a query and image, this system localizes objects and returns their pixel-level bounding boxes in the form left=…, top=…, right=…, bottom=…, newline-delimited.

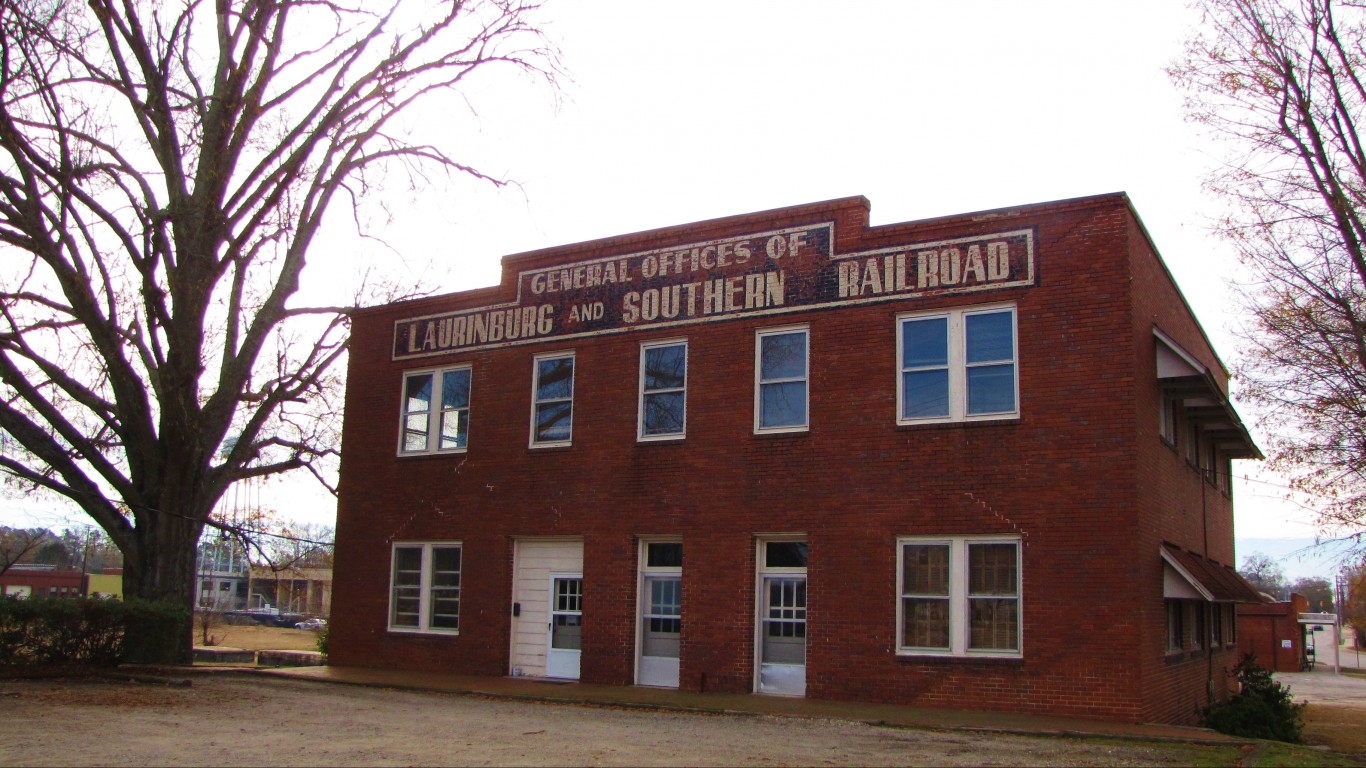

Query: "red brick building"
left=330, top=193, right=1262, bottom=724
left=1238, top=594, right=1311, bottom=673
left=0, top=565, right=86, bottom=599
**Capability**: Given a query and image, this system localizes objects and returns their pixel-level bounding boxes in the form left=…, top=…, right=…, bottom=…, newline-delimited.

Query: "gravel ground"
left=0, top=675, right=1228, bottom=767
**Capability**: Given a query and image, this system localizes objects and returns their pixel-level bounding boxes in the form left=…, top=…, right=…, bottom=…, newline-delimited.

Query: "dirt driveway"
left=0, top=675, right=1240, bottom=767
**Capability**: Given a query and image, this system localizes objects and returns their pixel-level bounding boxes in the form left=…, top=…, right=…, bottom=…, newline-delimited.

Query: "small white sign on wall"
left=1282, top=640, right=1293, bottom=649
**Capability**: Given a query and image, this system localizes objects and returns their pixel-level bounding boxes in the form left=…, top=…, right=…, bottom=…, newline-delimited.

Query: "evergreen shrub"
left=1201, top=653, right=1305, bottom=743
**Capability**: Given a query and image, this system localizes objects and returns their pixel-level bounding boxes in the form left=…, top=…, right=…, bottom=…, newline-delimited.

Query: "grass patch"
left=1302, top=704, right=1366, bottom=757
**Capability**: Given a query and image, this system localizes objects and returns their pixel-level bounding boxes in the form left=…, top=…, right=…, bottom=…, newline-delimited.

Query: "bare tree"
left=0, top=525, right=49, bottom=576
left=1240, top=551, right=1289, bottom=598
left=1172, top=0, right=1366, bottom=553
left=0, top=0, right=557, bottom=660
left=245, top=521, right=333, bottom=615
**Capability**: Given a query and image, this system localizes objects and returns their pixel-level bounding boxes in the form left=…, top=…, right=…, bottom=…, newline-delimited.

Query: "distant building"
left=331, top=194, right=1263, bottom=725
left=249, top=565, right=332, bottom=616
left=0, top=564, right=84, bottom=599
left=85, top=568, right=123, bottom=599
left=196, top=539, right=251, bottom=610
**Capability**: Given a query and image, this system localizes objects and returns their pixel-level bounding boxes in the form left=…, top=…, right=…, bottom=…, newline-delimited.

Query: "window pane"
left=390, top=547, right=422, bottom=628
left=903, top=544, right=949, bottom=596
left=551, top=614, right=581, bottom=650
left=968, top=543, right=1017, bottom=596
left=902, top=370, right=950, bottom=419
left=536, top=357, right=574, bottom=399
left=969, top=598, right=1018, bottom=650
left=644, top=345, right=686, bottom=390
left=439, top=410, right=467, bottom=449
left=646, top=542, right=683, bottom=568
left=402, top=374, right=433, bottom=452
left=650, top=578, right=681, bottom=615
left=403, top=414, right=430, bottom=452
left=643, top=391, right=685, bottom=435
left=441, top=369, right=470, bottom=409
left=902, top=317, right=948, bottom=368
left=965, top=311, right=1014, bottom=363
left=902, top=597, right=949, bottom=649
left=760, top=332, right=806, bottom=379
left=536, top=401, right=573, bottom=441
left=760, top=382, right=807, bottom=428
left=405, top=373, right=433, bottom=414
left=765, top=541, right=808, bottom=568
left=967, top=364, right=1016, bottom=415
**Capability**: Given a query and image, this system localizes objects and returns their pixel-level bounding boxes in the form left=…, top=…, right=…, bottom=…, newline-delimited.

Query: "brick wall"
left=330, top=194, right=1251, bottom=724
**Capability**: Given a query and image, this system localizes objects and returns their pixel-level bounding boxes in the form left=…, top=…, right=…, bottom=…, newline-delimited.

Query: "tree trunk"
left=121, top=511, right=203, bottom=664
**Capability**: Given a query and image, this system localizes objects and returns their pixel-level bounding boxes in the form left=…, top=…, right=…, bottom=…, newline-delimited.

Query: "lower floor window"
left=390, top=542, right=462, bottom=633
left=1165, top=600, right=1184, bottom=652
left=897, top=536, right=1021, bottom=656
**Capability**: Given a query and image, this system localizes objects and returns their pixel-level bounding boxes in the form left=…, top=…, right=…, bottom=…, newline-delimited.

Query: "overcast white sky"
left=1, top=1, right=1349, bottom=580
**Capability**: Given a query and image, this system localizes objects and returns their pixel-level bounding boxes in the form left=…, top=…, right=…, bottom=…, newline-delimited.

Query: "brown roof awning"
left=1162, top=544, right=1265, bottom=603
left=1154, top=328, right=1262, bottom=460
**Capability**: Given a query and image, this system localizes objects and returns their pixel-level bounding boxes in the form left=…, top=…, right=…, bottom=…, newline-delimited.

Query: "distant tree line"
left=1, top=525, right=122, bottom=577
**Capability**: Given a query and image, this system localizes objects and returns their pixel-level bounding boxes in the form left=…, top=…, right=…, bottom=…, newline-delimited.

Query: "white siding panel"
left=510, top=539, right=583, bottom=677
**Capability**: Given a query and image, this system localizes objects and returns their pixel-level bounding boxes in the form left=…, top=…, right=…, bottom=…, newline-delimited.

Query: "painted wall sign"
left=393, top=223, right=1034, bottom=360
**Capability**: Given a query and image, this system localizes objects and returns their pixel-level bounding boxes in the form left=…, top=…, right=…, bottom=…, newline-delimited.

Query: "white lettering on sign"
left=392, top=224, right=1034, bottom=360
left=621, top=270, right=786, bottom=323
left=404, top=304, right=555, bottom=354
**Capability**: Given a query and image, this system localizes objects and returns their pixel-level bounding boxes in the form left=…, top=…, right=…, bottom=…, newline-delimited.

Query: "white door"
left=510, top=539, right=584, bottom=678
left=638, top=574, right=681, bottom=687
left=756, top=539, right=808, bottom=696
left=758, top=576, right=807, bottom=695
left=545, top=575, right=583, bottom=679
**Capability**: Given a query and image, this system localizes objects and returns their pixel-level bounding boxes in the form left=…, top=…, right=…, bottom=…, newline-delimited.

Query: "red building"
left=1238, top=594, right=1312, bottom=673
left=331, top=193, right=1262, bottom=724
left=0, top=565, right=85, bottom=599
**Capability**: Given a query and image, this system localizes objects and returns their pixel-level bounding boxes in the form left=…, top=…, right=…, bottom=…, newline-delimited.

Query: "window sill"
left=753, top=428, right=810, bottom=439
left=895, top=650, right=1023, bottom=663
left=396, top=449, right=469, bottom=459
left=637, top=435, right=686, bottom=445
left=895, top=416, right=1020, bottom=432
left=528, top=443, right=572, bottom=453
left=387, top=628, right=460, bottom=637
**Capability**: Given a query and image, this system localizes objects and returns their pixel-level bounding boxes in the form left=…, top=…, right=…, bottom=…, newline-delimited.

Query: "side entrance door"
left=545, top=574, right=583, bottom=679
left=756, top=539, right=808, bottom=696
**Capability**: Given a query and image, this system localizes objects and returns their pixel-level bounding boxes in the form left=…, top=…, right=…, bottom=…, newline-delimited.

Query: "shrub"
left=1202, top=653, right=1305, bottom=743
left=316, top=624, right=329, bottom=656
left=0, top=595, right=187, bottom=667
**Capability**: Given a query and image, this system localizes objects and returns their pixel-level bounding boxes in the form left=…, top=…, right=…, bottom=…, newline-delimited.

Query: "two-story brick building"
left=330, top=193, right=1262, bottom=724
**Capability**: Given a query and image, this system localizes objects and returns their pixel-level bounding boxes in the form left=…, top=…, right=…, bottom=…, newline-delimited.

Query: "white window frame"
left=896, top=535, right=1022, bottom=658
left=638, top=339, right=688, bottom=441
left=388, top=541, right=462, bottom=634
left=896, top=304, right=1019, bottom=425
left=754, top=325, right=810, bottom=434
left=398, top=366, right=472, bottom=456
left=530, top=351, right=575, bottom=448
left=636, top=539, right=684, bottom=681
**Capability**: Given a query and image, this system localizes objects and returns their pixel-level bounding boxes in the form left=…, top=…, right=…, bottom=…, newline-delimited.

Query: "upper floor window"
left=400, top=367, right=471, bottom=455
left=389, top=542, right=461, bottom=633
left=898, top=536, right=1021, bottom=657
left=755, top=326, right=808, bottom=433
left=1159, top=392, right=1178, bottom=447
left=639, top=340, right=687, bottom=440
left=532, top=352, right=575, bottom=446
left=898, top=306, right=1017, bottom=424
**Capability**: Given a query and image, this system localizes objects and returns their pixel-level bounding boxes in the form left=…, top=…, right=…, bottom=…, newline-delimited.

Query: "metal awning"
left=1161, top=544, right=1265, bottom=603
left=1154, top=327, right=1262, bottom=460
